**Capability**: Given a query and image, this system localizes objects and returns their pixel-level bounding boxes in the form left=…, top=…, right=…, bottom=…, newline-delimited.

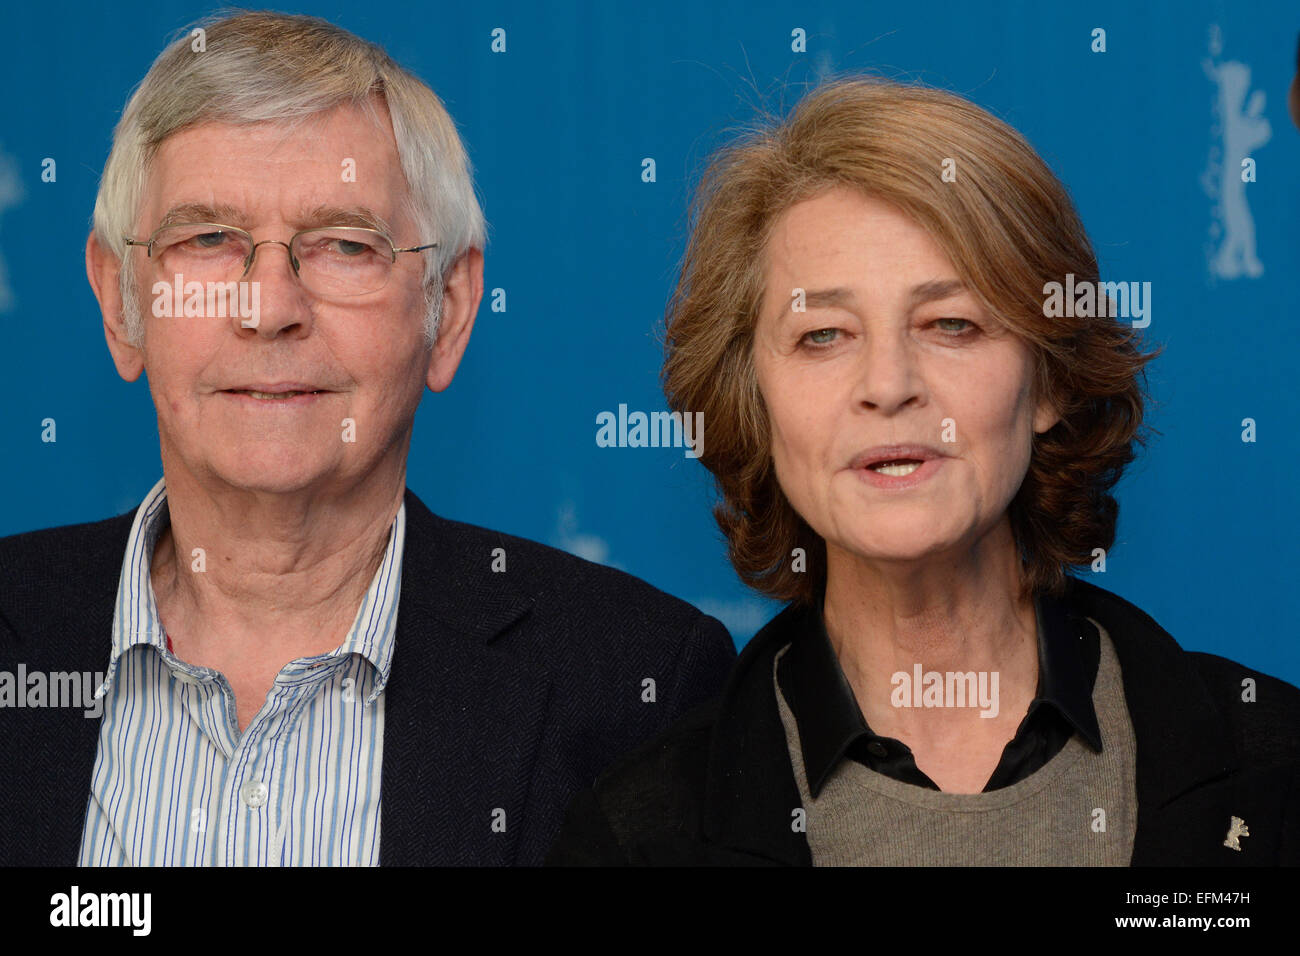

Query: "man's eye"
left=334, top=239, right=373, bottom=256
left=193, top=232, right=228, bottom=248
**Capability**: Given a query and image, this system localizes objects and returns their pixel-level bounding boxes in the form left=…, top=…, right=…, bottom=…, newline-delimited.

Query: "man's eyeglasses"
left=123, top=222, right=438, bottom=297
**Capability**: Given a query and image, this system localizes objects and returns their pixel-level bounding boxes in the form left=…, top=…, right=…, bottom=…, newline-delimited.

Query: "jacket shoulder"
left=549, top=608, right=807, bottom=865
left=594, top=696, right=718, bottom=801
left=1066, top=575, right=1300, bottom=769
left=429, top=512, right=704, bottom=620
left=0, top=510, right=135, bottom=571
left=574, top=603, right=806, bottom=840
left=403, top=491, right=735, bottom=660
left=0, top=511, right=135, bottom=642
left=401, top=491, right=737, bottom=747
left=1186, top=650, right=1300, bottom=767
left=548, top=696, right=720, bottom=863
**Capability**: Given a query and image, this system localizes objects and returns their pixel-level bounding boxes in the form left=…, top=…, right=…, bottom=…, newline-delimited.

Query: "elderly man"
left=0, top=12, right=734, bottom=866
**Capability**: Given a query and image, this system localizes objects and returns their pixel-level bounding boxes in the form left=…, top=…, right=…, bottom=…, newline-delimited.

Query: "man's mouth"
left=223, top=389, right=327, bottom=400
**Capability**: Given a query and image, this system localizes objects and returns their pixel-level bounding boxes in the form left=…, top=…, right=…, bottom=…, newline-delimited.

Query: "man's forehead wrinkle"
left=143, top=110, right=410, bottom=234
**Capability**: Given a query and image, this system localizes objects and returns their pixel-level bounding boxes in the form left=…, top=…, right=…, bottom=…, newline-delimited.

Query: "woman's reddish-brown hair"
left=662, top=74, right=1163, bottom=606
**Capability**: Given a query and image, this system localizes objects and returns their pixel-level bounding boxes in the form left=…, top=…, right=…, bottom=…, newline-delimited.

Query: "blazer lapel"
left=380, top=490, right=549, bottom=865
left=701, top=604, right=811, bottom=865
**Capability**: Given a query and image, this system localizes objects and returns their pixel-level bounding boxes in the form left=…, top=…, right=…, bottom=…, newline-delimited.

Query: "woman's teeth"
left=869, top=460, right=922, bottom=476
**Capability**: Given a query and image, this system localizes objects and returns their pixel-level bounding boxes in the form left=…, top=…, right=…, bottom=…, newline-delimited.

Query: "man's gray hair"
left=93, top=10, right=486, bottom=346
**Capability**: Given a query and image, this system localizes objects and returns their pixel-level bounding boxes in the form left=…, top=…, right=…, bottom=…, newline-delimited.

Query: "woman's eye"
left=802, top=328, right=839, bottom=346
left=934, top=318, right=974, bottom=335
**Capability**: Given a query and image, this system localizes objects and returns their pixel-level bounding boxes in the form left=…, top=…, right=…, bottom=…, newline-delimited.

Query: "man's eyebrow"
left=302, top=205, right=393, bottom=234
left=153, top=203, right=394, bottom=234
left=157, top=202, right=251, bottom=229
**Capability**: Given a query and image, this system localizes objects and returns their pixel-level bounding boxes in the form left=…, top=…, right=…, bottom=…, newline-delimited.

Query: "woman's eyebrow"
left=785, top=280, right=969, bottom=317
left=800, top=287, right=856, bottom=310
left=907, top=279, right=968, bottom=307
left=770, top=286, right=854, bottom=328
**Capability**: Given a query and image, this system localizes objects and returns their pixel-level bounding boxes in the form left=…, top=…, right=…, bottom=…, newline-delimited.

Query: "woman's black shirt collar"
left=776, top=587, right=1104, bottom=797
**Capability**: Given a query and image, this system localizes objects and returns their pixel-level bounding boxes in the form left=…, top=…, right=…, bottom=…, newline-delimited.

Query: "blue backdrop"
left=1, top=0, right=1296, bottom=687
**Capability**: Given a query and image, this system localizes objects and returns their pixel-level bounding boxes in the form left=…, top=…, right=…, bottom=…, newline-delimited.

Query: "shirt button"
left=173, top=671, right=201, bottom=685
left=866, top=741, right=888, bottom=758
left=241, top=780, right=269, bottom=808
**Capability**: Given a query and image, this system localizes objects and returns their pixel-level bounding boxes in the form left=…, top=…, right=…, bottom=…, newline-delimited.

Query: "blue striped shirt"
left=78, top=477, right=403, bottom=866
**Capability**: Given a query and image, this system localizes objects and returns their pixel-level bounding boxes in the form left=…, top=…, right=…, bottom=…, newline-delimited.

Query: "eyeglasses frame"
left=122, top=221, right=438, bottom=295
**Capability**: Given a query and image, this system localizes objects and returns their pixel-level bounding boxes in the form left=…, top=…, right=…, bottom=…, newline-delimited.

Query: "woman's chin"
left=832, top=535, right=952, bottom=567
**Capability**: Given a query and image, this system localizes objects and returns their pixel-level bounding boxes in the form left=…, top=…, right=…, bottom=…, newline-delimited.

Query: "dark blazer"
left=547, top=575, right=1300, bottom=865
left=0, top=489, right=736, bottom=866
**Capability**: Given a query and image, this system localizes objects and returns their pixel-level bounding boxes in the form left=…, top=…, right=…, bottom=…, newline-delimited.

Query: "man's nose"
left=249, top=238, right=296, bottom=269
left=238, top=238, right=313, bottom=336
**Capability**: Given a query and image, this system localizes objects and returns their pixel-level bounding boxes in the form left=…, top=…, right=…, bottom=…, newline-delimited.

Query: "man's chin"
left=193, top=456, right=346, bottom=498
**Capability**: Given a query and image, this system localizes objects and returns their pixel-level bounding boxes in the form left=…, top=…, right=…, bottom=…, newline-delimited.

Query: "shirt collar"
left=777, top=585, right=1103, bottom=798
left=97, top=476, right=404, bottom=705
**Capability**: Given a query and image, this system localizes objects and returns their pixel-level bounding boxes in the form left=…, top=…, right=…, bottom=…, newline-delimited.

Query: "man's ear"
left=87, top=233, right=145, bottom=383
left=426, top=246, right=484, bottom=393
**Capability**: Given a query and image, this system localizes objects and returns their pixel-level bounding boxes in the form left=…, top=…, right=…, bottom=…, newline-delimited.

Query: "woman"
left=548, top=76, right=1300, bottom=865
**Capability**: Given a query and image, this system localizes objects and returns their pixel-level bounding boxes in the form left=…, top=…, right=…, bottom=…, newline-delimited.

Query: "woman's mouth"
left=856, top=457, right=945, bottom=489
left=867, top=459, right=924, bottom=476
